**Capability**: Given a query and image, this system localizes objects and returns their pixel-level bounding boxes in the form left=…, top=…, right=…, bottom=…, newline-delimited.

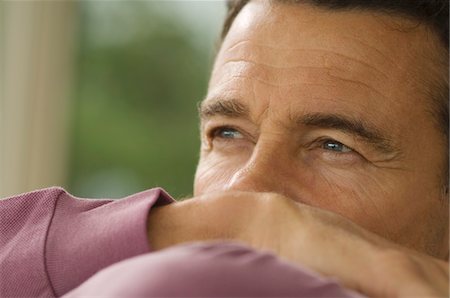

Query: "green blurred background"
left=0, top=1, right=226, bottom=199
left=69, top=1, right=226, bottom=198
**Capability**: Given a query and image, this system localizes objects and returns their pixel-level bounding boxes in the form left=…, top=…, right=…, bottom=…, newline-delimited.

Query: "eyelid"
left=321, top=139, right=373, bottom=165
left=204, top=120, right=257, bottom=141
left=303, top=139, right=368, bottom=169
left=310, top=137, right=360, bottom=155
left=212, top=126, right=243, bottom=139
left=321, top=139, right=354, bottom=153
left=207, top=125, right=236, bottom=137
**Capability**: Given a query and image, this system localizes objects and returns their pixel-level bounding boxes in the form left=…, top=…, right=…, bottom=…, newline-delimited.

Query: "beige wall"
left=0, top=1, right=77, bottom=197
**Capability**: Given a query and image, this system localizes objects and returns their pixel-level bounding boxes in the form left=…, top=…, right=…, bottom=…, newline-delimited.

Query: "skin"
left=195, top=1, right=449, bottom=257
left=148, top=1, right=449, bottom=296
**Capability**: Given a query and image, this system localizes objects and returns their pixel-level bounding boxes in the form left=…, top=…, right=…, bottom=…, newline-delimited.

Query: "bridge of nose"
left=224, top=137, right=298, bottom=195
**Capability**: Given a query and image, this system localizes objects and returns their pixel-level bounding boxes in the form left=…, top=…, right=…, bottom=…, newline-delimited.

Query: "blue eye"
left=215, top=128, right=243, bottom=139
left=322, top=140, right=353, bottom=153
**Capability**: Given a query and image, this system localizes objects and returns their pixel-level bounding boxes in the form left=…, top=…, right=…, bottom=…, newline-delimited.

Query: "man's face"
left=194, top=1, right=448, bottom=257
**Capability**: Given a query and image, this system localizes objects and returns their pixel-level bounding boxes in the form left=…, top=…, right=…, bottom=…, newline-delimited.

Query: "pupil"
left=222, top=130, right=235, bottom=138
left=325, top=142, right=342, bottom=151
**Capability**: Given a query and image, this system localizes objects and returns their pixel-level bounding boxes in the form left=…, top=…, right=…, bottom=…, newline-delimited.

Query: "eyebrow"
left=299, top=113, right=396, bottom=153
left=199, top=98, right=397, bottom=154
left=199, top=98, right=249, bottom=119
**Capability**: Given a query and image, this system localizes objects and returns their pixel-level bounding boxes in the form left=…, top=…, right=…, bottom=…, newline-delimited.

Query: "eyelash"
left=311, top=137, right=368, bottom=165
left=207, top=126, right=361, bottom=157
left=208, top=126, right=242, bottom=140
left=315, top=138, right=355, bottom=154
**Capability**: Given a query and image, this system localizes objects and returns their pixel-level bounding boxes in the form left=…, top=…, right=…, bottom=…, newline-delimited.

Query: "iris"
left=322, top=140, right=352, bottom=153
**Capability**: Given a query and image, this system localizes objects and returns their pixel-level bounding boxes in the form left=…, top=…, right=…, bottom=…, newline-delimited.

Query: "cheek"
left=308, top=164, right=437, bottom=243
left=194, top=154, right=243, bottom=196
left=303, top=165, right=395, bottom=233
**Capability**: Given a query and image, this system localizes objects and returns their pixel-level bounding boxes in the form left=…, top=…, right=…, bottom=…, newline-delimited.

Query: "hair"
left=220, top=0, right=449, bottom=189
left=221, top=0, right=449, bottom=46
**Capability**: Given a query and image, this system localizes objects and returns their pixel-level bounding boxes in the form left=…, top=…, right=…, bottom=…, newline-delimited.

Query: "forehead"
left=217, top=1, right=436, bottom=65
left=207, top=1, right=440, bottom=132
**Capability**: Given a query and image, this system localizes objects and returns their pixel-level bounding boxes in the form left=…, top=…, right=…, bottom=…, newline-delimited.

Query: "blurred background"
left=0, top=1, right=226, bottom=199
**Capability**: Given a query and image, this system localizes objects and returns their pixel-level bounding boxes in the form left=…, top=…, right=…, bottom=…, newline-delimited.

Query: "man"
left=149, top=0, right=449, bottom=295
left=1, top=0, right=448, bottom=297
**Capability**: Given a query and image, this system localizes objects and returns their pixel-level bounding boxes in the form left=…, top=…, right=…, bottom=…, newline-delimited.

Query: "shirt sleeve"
left=64, top=241, right=366, bottom=298
left=0, top=187, right=175, bottom=297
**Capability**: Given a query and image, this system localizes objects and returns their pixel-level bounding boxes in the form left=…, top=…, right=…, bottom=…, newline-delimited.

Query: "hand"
left=148, top=191, right=449, bottom=297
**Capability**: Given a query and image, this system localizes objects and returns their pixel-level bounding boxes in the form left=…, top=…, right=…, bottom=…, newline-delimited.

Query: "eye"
left=202, top=124, right=253, bottom=151
left=321, top=139, right=353, bottom=153
left=212, top=127, right=244, bottom=140
left=205, top=126, right=252, bottom=152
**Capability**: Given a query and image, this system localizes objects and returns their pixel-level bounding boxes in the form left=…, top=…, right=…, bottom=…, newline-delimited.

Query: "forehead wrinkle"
left=220, top=59, right=331, bottom=71
left=211, top=60, right=318, bottom=87
left=222, top=40, right=389, bottom=80
left=338, top=35, right=397, bottom=67
left=242, top=70, right=387, bottom=100
left=225, top=39, right=253, bottom=53
left=212, top=61, right=388, bottom=101
left=326, top=73, right=388, bottom=100
left=224, top=74, right=335, bottom=89
left=208, top=73, right=392, bottom=126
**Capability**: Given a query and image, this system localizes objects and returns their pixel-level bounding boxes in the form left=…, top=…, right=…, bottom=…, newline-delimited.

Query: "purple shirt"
left=1, top=187, right=364, bottom=297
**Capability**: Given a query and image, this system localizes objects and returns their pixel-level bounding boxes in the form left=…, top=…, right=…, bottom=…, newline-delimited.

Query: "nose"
left=224, top=143, right=293, bottom=196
